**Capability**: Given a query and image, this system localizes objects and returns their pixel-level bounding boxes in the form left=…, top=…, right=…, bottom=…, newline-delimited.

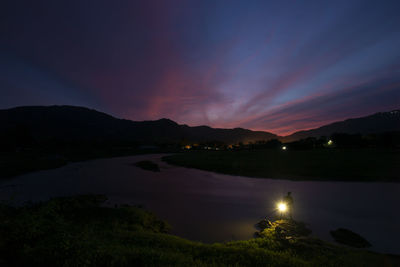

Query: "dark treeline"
left=1, top=123, right=399, bottom=155
left=284, top=132, right=400, bottom=150
left=238, top=132, right=400, bottom=150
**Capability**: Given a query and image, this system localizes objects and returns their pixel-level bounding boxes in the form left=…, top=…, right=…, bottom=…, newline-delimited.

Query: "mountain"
left=283, top=110, right=400, bottom=142
left=1, top=106, right=399, bottom=146
left=0, top=105, right=277, bottom=145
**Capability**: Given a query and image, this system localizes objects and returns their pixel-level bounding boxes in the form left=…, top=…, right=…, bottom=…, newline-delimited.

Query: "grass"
left=163, top=148, right=400, bottom=182
left=0, top=195, right=398, bottom=267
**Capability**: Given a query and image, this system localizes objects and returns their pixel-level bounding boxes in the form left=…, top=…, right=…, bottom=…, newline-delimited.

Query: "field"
left=163, top=148, right=400, bottom=182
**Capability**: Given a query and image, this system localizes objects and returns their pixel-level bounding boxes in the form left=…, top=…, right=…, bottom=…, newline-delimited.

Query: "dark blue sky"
left=1, top=0, right=399, bottom=135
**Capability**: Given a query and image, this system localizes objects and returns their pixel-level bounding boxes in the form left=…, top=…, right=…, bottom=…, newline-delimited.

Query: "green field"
left=0, top=195, right=398, bottom=267
left=163, top=149, right=400, bottom=182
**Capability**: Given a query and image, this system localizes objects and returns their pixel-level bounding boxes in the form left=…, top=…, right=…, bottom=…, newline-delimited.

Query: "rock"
left=330, top=228, right=371, bottom=248
left=134, top=160, right=160, bottom=172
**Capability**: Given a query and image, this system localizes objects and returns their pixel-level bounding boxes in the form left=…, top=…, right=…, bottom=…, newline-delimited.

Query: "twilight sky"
left=1, top=0, right=399, bottom=135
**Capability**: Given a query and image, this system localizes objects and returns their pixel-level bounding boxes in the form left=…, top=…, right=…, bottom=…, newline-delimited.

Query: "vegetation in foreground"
left=0, top=195, right=398, bottom=267
left=163, top=148, right=400, bottom=182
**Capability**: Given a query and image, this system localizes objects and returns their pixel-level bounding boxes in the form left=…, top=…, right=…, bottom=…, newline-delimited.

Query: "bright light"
left=327, top=140, right=333, bottom=145
left=277, top=202, right=287, bottom=212
left=282, top=146, right=287, bottom=150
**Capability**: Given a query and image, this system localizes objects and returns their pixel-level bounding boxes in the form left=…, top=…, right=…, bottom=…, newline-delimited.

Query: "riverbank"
left=163, top=148, right=400, bottom=182
left=0, top=195, right=398, bottom=267
left=0, top=148, right=174, bottom=179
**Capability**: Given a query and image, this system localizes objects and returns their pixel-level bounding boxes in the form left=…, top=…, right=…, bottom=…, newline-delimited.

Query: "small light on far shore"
left=327, top=140, right=333, bottom=145
left=282, top=146, right=287, bottom=150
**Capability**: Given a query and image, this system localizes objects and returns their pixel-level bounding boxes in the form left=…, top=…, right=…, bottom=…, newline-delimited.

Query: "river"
left=0, top=154, right=399, bottom=254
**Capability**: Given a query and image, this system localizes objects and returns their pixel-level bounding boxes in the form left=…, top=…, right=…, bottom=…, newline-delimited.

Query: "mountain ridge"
left=0, top=105, right=277, bottom=144
left=1, top=105, right=399, bottom=144
left=282, top=110, right=400, bottom=142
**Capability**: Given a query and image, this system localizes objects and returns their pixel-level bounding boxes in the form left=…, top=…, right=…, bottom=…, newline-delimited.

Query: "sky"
left=1, top=0, right=399, bottom=135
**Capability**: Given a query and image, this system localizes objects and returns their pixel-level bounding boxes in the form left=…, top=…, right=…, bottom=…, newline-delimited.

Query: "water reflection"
left=0, top=154, right=399, bottom=254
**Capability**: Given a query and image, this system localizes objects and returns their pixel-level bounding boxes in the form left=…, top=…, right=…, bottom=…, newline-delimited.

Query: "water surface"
left=0, top=154, right=399, bottom=254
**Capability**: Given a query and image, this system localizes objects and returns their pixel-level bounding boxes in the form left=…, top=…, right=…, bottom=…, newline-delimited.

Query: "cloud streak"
left=1, top=0, right=399, bottom=135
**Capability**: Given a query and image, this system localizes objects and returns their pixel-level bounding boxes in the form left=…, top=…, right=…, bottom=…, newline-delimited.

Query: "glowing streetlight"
left=277, top=202, right=287, bottom=212
left=327, top=140, right=333, bottom=145
left=282, top=146, right=287, bottom=150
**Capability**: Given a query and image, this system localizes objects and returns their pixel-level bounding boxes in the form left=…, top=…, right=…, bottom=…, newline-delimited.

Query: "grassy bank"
left=0, top=195, right=397, bottom=267
left=163, top=149, right=400, bottom=182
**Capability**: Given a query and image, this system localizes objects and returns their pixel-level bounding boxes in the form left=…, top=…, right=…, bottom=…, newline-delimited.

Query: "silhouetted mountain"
left=0, top=105, right=277, bottom=146
left=283, top=110, right=400, bottom=142
left=1, top=106, right=399, bottom=147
